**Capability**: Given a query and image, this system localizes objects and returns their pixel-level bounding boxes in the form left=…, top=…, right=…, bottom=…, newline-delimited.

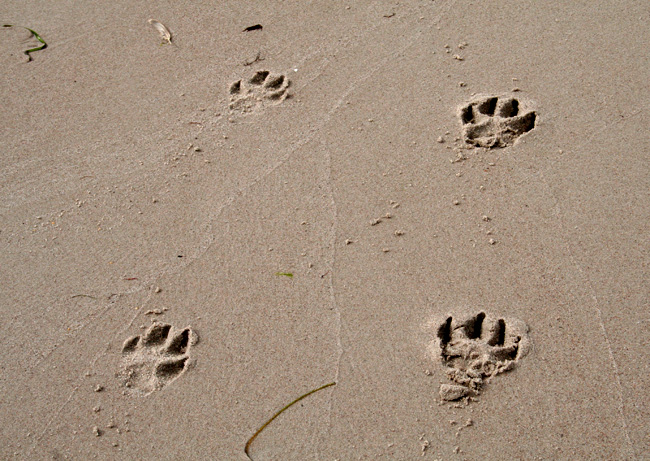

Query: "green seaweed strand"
left=245, top=381, right=336, bottom=459
left=3, top=24, right=47, bottom=61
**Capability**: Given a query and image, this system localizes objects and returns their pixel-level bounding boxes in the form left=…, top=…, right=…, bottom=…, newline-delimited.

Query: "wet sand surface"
left=1, top=1, right=648, bottom=459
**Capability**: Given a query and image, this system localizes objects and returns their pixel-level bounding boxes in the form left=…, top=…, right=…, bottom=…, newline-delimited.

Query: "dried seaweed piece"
left=3, top=24, right=47, bottom=62
left=245, top=382, right=335, bottom=459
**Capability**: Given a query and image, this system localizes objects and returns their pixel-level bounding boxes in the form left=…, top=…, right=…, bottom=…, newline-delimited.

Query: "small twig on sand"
left=243, top=51, right=264, bottom=66
left=71, top=294, right=97, bottom=300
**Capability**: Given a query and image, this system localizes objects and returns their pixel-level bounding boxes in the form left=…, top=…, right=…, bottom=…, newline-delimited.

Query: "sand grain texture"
left=1, top=0, right=648, bottom=459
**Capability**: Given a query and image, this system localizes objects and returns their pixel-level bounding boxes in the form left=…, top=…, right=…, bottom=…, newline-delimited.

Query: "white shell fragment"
left=148, top=19, right=172, bottom=44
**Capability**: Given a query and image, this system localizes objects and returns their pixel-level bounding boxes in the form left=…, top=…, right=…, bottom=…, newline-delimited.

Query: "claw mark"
left=3, top=24, right=47, bottom=62
left=142, top=323, right=171, bottom=346
left=437, top=316, right=452, bottom=346
left=245, top=381, right=336, bottom=459
left=462, top=312, right=485, bottom=339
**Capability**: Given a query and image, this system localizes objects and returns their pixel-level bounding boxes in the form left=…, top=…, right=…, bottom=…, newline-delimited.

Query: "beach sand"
left=1, top=1, right=648, bottom=459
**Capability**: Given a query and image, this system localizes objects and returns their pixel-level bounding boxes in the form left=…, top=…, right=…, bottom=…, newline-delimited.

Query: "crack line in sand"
left=537, top=167, right=635, bottom=458
left=310, top=0, right=460, bottom=452
left=323, top=116, right=343, bottom=439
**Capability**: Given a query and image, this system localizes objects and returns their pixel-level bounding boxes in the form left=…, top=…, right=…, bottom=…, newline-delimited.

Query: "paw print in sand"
left=118, top=323, right=198, bottom=395
left=434, top=312, right=531, bottom=401
left=229, top=70, right=290, bottom=114
left=459, top=95, right=537, bottom=148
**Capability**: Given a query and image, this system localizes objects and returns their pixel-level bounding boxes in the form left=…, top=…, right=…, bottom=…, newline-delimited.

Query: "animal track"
left=433, top=312, right=530, bottom=401
left=229, top=70, right=290, bottom=114
left=118, top=323, right=198, bottom=395
left=459, top=95, right=537, bottom=148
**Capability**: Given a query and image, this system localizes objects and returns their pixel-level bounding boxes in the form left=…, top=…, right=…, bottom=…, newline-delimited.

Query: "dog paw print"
left=434, top=312, right=530, bottom=401
left=228, top=70, right=290, bottom=114
left=118, top=323, right=198, bottom=395
left=459, top=95, right=537, bottom=148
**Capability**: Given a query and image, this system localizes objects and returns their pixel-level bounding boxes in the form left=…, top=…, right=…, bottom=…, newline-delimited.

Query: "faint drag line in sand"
left=537, top=166, right=635, bottom=459
left=308, top=1, right=459, bottom=455
left=321, top=123, right=343, bottom=448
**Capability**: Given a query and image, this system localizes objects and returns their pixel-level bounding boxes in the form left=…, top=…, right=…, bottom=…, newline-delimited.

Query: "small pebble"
left=439, top=384, right=468, bottom=401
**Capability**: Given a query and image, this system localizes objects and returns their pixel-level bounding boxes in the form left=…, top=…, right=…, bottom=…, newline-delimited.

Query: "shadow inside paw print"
left=459, top=95, right=537, bottom=148
left=229, top=70, right=291, bottom=114
left=118, top=323, right=198, bottom=395
left=434, top=312, right=530, bottom=401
